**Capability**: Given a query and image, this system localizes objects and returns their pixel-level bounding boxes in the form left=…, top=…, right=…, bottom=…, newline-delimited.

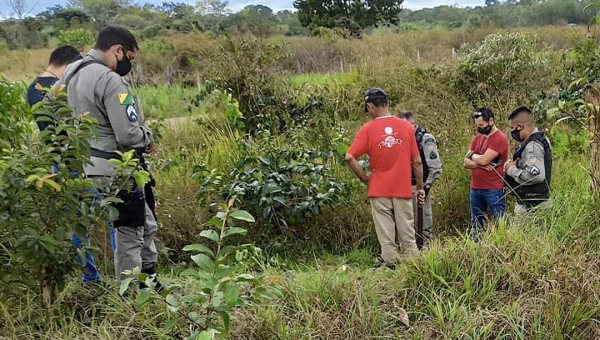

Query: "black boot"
left=140, top=266, right=164, bottom=293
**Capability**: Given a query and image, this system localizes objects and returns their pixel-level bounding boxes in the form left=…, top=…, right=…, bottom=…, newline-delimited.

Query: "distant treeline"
left=0, top=0, right=597, bottom=50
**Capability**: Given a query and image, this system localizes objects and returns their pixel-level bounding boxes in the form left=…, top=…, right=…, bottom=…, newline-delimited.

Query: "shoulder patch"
left=118, top=93, right=135, bottom=106
left=126, top=105, right=138, bottom=122
left=530, top=166, right=540, bottom=176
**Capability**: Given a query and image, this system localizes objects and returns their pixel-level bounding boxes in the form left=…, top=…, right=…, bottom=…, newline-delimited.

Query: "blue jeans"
left=52, top=166, right=116, bottom=284
left=470, top=188, right=506, bottom=241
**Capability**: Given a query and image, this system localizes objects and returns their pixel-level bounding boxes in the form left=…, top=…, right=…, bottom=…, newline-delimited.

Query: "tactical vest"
left=412, top=126, right=430, bottom=186
left=504, top=132, right=552, bottom=207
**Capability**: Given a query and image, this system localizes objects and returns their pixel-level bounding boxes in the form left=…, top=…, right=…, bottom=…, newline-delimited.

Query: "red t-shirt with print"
left=348, top=116, right=419, bottom=198
left=469, top=131, right=509, bottom=190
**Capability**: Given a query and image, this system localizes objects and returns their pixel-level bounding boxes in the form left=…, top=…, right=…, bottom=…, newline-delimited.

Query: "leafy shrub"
left=132, top=200, right=279, bottom=339
left=0, top=82, right=146, bottom=304
left=453, top=32, right=550, bottom=107
left=57, top=28, right=95, bottom=50
left=194, top=145, right=350, bottom=234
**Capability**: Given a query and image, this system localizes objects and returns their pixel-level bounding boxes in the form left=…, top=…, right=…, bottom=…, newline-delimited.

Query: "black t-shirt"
left=27, top=76, right=58, bottom=131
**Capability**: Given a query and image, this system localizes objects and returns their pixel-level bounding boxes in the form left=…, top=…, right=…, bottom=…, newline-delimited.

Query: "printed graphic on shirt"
left=379, top=126, right=403, bottom=148
left=430, top=151, right=438, bottom=159
left=118, top=93, right=135, bottom=106
left=126, top=105, right=138, bottom=122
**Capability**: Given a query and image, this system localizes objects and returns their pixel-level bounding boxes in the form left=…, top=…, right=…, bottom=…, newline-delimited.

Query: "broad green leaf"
left=43, top=179, right=61, bottom=191
left=205, top=216, right=222, bottom=228
left=236, top=273, right=257, bottom=282
left=584, top=2, right=600, bottom=11
left=166, top=293, right=179, bottom=308
left=224, top=227, right=247, bottom=238
left=119, top=277, right=134, bottom=296
left=187, top=331, right=200, bottom=340
left=224, top=283, right=240, bottom=307
left=188, top=311, right=199, bottom=322
left=197, top=329, right=219, bottom=340
left=229, top=210, right=255, bottom=223
left=137, top=289, right=151, bottom=305
left=199, top=229, right=219, bottom=243
left=182, top=244, right=215, bottom=258
left=191, top=253, right=215, bottom=272
left=218, top=311, right=231, bottom=331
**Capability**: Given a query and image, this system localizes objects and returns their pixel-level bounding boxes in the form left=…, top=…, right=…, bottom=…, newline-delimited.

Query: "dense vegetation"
left=2, top=0, right=600, bottom=338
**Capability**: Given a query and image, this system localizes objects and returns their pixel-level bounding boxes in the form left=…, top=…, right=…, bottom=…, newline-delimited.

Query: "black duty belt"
left=90, top=148, right=123, bottom=160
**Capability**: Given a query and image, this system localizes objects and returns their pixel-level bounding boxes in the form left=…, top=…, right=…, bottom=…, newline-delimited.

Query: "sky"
left=0, top=0, right=484, bottom=17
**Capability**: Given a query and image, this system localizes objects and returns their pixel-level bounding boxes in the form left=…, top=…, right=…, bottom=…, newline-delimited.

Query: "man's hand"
left=364, top=172, right=372, bottom=183
left=416, top=189, right=426, bottom=207
left=145, top=142, right=157, bottom=154
left=504, top=159, right=516, bottom=172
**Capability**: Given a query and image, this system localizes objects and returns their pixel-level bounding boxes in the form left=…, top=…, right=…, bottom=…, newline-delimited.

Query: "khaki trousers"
left=370, top=197, right=419, bottom=264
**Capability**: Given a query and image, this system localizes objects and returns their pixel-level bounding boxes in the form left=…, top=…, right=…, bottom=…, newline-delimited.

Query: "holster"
left=113, top=186, right=146, bottom=228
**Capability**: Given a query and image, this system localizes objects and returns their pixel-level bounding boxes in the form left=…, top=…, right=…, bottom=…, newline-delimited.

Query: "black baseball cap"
left=364, top=88, right=388, bottom=112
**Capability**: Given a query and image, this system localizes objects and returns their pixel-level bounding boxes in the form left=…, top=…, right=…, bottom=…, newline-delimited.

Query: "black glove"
left=424, top=184, right=431, bottom=197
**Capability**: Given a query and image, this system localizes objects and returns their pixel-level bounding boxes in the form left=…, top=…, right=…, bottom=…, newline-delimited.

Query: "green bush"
left=57, top=28, right=95, bottom=50
left=453, top=32, right=551, bottom=108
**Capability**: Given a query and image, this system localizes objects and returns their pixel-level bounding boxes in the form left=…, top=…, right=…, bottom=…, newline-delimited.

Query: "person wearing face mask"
left=503, top=106, right=552, bottom=223
left=464, top=108, right=509, bottom=241
left=52, top=26, right=162, bottom=291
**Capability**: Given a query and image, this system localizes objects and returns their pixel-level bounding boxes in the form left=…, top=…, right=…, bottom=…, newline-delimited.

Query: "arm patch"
left=126, top=105, right=138, bottom=122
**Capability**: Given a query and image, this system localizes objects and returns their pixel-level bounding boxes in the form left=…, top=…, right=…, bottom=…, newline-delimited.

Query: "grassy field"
left=2, top=26, right=600, bottom=339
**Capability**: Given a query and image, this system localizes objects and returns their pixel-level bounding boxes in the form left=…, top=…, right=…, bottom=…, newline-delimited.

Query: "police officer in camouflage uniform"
left=399, top=112, right=442, bottom=248
left=55, top=26, right=161, bottom=289
left=504, top=106, right=552, bottom=222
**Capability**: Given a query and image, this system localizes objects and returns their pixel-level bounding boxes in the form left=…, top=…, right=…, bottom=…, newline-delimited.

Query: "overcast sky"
left=0, top=0, right=485, bottom=17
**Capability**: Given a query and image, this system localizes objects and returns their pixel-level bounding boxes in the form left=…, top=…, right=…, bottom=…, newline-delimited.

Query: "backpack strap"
left=63, top=60, right=106, bottom=90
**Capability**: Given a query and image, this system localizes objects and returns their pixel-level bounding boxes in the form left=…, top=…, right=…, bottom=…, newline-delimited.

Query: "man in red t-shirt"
left=346, top=88, right=425, bottom=266
left=463, top=108, right=509, bottom=241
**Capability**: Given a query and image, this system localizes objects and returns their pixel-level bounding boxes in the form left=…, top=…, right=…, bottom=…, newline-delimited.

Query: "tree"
left=68, top=0, right=131, bottom=26
left=3, top=0, right=30, bottom=19
left=294, top=0, right=404, bottom=31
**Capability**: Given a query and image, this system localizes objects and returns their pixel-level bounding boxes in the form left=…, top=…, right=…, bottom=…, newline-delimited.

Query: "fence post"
left=137, top=63, right=145, bottom=87
left=167, top=66, right=173, bottom=87
left=126, top=72, right=133, bottom=86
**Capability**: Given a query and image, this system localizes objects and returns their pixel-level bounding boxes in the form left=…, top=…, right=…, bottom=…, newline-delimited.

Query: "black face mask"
left=477, top=124, right=493, bottom=135
left=116, top=52, right=132, bottom=76
left=511, top=128, right=522, bottom=142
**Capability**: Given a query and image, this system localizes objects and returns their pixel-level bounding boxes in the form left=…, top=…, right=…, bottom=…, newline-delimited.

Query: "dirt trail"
left=146, top=116, right=194, bottom=128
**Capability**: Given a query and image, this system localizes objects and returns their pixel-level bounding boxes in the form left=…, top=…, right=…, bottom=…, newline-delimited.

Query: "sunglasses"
left=473, top=112, right=483, bottom=119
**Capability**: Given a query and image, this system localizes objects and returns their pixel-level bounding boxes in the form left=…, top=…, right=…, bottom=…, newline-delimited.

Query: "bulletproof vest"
left=504, top=132, right=552, bottom=206
left=412, top=126, right=430, bottom=186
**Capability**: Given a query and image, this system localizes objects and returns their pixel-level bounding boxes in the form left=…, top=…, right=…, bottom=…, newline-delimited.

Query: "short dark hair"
left=95, top=26, right=139, bottom=52
left=49, top=45, right=81, bottom=67
left=399, top=111, right=413, bottom=120
left=473, top=107, right=494, bottom=122
left=508, top=106, right=533, bottom=121
left=369, top=97, right=388, bottom=108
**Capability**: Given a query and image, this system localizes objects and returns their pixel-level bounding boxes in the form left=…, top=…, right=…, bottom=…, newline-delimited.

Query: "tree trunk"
left=136, top=63, right=144, bottom=87
left=167, top=66, right=173, bottom=87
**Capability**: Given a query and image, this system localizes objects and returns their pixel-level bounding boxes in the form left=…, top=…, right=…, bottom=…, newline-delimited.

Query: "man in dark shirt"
left=27, top=45, right=82, bottom=130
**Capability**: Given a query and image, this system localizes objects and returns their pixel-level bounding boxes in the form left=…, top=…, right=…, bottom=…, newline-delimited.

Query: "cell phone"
left=490, top=158, right=502, bottom=168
